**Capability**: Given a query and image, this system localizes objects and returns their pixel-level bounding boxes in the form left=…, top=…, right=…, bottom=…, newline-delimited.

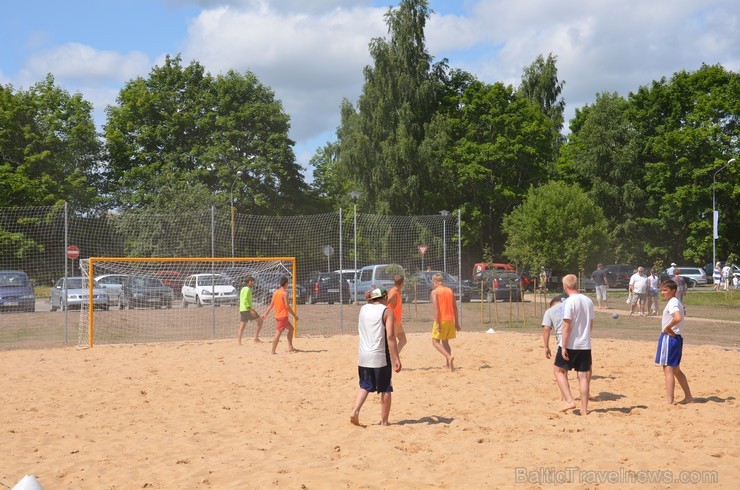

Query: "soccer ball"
left=611, top=313, right=619, bottom=319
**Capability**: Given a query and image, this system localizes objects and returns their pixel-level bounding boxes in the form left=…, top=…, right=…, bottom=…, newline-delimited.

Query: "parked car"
left=219, top=266, right=257, bottom=289
left=50, top=276, right=109, bottom=311
left=94, top=274, right=128, bottom=304
left=120, top=275, right=174, bottom=309
left=469, top=270, right=523, bottom=302
left=181, top=273, right=238, bottom=307
left=603, top=264, right=636, bottom=290
left=335, top=269, right=359, bottom=301
left=304, top=271, right=351, bottom=304
left=471, top=262, right=515, bottom=278
left=409, top=271, right=472, bottom=303
left=155, top=271, right=185, bottom=296
left=660, top=266, right=707, bottom=288
left=0, top=270, right=36, bottom=312
left=252, top=272, right=306, bottom=305
left=354, top=264, right=405, bottom=300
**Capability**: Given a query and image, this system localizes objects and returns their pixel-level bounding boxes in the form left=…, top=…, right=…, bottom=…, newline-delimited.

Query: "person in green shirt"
left=237, top=276, right=263, bottom=344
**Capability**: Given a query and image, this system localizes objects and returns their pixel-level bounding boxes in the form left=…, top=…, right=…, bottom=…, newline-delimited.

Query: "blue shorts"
left=358, top=365, right=393, bottom=393
left=554, top=347, right=592, bottom=372
left=655, top=333, right=683, bottom=367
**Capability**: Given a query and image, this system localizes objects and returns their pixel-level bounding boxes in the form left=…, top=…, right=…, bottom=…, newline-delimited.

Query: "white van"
left=354, top=264, right=405, bottom=301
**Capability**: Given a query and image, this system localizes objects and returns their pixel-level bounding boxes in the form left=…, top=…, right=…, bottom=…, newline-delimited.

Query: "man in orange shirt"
left=262, top=276, right=299, bottom=354
left=386, top=274, right=406, bottom=352
left=430, top=273, right=460, bottom=372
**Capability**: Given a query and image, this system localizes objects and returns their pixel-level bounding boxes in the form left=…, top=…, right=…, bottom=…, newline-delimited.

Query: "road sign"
left=323, top=245, right=334, bottom=256
left=417, top=245, right=429, bottom=255
left=66, top=245, right=80, bottom=259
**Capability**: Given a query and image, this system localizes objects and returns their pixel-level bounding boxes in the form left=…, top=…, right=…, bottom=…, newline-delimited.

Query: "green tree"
left=563, top=92, right=644, bottom=261
left=334, top=0, right=445, bottom=214
left=518, top=53, right=566, bottom=135
left=628, top=64, right=739, bottom=264
left=421, top=79, right=556, bottom=255
left=104, top=55, right=306, bottom=215
left=502, top=182, right=611, bottom=274
left=0, top=75, right=102, bottom=209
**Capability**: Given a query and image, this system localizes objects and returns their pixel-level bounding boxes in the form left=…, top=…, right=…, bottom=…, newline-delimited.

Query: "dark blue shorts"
left=358, top=365, right=393, bottom=393
left=554, top=347, right=592, bottom=372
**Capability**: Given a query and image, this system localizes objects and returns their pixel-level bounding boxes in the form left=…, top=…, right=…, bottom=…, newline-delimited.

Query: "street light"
left=231, top=170, right=244, bottom=258
left=349, top=191, right=361, bottom=303
left=440, top=210, right=450, bottom=274
left=713, top=158, right=735, bottom=268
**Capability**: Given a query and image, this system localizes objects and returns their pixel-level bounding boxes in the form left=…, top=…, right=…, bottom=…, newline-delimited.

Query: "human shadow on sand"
left=589, top=405, right=648, bottom=414
left=691, top=395, right=735, bottom=404
left=396, top=415, right=454, bottom=425
left=592, top=391, right=625, bottom=401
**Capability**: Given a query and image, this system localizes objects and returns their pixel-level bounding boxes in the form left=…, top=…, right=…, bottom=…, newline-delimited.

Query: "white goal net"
left=78, top=257, right=296, bottom=347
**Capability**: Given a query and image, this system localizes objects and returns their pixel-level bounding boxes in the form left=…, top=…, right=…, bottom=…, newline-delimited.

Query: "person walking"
left=350, top=288, right=401, bottom=426
left=237, top=276, right=263, bottom=344
left=591, top=263, right=609, bottom=309
left=262, top=276, right=299, bottom=354
left=430, top=273, right=460, bottom=372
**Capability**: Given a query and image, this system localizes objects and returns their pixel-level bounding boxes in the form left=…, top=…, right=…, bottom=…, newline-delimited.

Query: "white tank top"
left=357, top=303, right=388, bottom=368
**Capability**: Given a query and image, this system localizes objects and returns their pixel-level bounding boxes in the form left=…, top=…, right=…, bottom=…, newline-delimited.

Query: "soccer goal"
left=78, top=257, right=297, bottom=348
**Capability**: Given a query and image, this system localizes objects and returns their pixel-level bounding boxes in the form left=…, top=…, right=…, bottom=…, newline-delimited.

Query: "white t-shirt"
left=561, top=293, right=594, bottom=350
left=661, top=297, right=683, bottom=335
left=629, top=273, right=648, bottom=294
left=722, top=265, right=731, bottom=279
left=357, top=303, right=389, bottom=368
left=648, top=274, right=659, bottom=292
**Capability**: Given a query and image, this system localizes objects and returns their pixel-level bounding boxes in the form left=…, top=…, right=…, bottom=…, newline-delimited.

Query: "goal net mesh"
left=1, top=205, right=463, bottom=349
left=78, top=258, right=296, bottom=347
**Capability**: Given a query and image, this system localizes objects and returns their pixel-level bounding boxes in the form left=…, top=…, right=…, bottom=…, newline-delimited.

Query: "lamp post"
left=440, top=210, right=450, bottom=274
left=230, top=170, right=244, bottom=258
left=349, top=191, right=361, bottom=303
left=713, top=158, right=735, bottom=268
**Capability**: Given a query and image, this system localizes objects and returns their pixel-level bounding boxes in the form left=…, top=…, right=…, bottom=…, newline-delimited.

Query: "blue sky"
left=2, top=0, right=739, bottom=179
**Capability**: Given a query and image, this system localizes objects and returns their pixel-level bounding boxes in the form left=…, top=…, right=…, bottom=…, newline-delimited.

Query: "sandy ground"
left=1, top=324, right=737, bottom=489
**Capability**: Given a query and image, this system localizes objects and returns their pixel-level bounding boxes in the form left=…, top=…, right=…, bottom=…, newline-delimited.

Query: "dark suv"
left=603, top=264, right=636, bottom=290
left=120, top=275, right=174, bottom=309
left=304, top=271, right=351, bottom=304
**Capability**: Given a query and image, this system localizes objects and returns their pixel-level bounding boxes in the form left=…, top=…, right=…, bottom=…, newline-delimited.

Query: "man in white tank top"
left=351, top=288, right=401, bottom=426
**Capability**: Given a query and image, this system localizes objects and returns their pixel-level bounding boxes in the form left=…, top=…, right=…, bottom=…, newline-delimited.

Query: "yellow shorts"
left=432, top=320, right=456, bottom=340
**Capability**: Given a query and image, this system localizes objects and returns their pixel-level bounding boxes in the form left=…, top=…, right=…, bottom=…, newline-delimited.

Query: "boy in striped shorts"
left=655, top=280, right=693, bottom=405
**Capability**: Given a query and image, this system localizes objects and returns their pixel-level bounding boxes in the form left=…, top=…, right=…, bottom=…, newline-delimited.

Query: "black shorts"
left=358, top=365, right=393, bottom=393
left=240, top=309, right=260, bottom=322
left=554, top=346, right=592, bottom=372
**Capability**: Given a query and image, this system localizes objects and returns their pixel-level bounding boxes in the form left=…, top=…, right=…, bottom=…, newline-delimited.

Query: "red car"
left=154, top=271, right=185, bottom=296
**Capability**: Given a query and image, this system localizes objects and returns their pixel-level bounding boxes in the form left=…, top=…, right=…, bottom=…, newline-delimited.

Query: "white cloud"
left=182, top=3, right=387, bottom=153
left=20, top=43, right=150, bottom=86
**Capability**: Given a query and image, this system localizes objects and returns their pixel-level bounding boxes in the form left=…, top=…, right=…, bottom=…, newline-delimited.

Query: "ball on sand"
left=611, top=312, right=619, bottom=319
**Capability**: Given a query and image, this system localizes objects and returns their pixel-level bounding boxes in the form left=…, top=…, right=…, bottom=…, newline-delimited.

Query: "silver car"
left=50, top=277, right=110, bottom=311
left=94, top=274, right=127, bottom=303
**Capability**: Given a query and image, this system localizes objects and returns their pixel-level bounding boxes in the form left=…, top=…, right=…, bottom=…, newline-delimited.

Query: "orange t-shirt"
left=272, top=288, right=288, bottom=319
left=436, top=286, right=455, bottom=323
left=387, top=286, right=403, bottom=322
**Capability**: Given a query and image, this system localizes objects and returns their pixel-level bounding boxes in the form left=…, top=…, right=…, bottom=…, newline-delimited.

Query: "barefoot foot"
left=560, top=403, right=576, bottom=413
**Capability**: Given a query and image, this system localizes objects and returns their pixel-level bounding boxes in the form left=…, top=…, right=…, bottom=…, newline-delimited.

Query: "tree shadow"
left=396, top=415, right=454, bottom=425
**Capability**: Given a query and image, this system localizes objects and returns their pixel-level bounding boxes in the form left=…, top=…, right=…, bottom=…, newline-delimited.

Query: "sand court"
left=1, top=329, right=737, bottom=488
